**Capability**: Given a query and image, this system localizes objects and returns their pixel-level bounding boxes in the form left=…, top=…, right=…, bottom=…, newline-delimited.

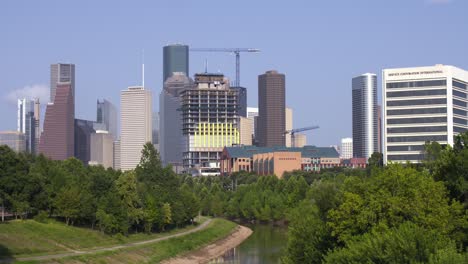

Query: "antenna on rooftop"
left=204, top=58, right=208, bottom=73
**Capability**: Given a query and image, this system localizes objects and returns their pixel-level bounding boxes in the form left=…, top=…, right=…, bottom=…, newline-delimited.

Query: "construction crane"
left=190, top=48, right=260, bottom=87
left=285, top=126, right=320, bottom=148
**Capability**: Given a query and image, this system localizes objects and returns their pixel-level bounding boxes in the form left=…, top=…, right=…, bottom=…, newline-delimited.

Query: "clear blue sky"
left=1, top=0, right=467, bottom=146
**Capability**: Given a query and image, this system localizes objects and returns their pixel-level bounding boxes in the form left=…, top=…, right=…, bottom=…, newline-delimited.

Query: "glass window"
left=387, top=154, right=426, bottom=161
left=387, top=89, right=446, bottom=98
left=453, top=79, right=467, bottom=90
left=387, top=117, right=446, bottom=124
left=453, top=99, right=467, bottom=107
left=386, top=80, right=446, bottom=89
left=387, top=108, right=446, bottom=115
left=453, top=89, right=467, bottom=99
left=453, top=108, right=467, bottom=116
left=454, top=126, right=468, bottom=133
left=453, top=117, right=468, bottom=125
left=387, top=126, right=447, bottom=134
left=386, top=98, right=446, bottom=107
left=387, top=145, right=425, bottom=152
left=387, top=135, right=447, bottom=143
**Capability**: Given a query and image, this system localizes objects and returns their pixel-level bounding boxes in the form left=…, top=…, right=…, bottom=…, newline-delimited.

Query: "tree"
left=142, top=196, right=158, bottom=233
left=116, top=171, right=143, bottom=232
left=161, top=203, right=172, bottom=231
left=54, top=186, right=81, bottom=225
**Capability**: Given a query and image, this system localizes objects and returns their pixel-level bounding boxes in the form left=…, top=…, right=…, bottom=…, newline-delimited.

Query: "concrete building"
left=95, top=99, right=118, bottom=140
left=17, top=98, right=39, bottom=154
left=74, top=119, right=95, bottom=164
left=378, top=105, right=382, bottom=153
left=220, top=145, right=340, bottom=177
left=120, top=86, right=152, bottom=171
left=113, top=139, right=121, bottom=170
left=258, top=70, right=286, bottom=147
left=50, top=63, right=75, bottom=102
left=285, top=108, right=293, bottom=147
left=39, top=83, right=74, bottom=160
left=0, top=131, right=26, bottom=152
left=90, top=130, right=114, bottom=168
left=232, top=86, right=247, bottom=117
left=239, top=117, right=253, bottom=146
left=293, top=133, right=307, bottom=148
left=352, top=73, right=378, bottom=159
left=383, top=64, right=468, bottom=163
left=340, top=138, right=353, bottom=159
left=247, top=107, right=259, bottom=145
left=163, top=44, right=189, bottom=83
left=152, top=112, right=159, bottom=151
left=159, top=72, right=192, bottom=167
left=180, top=73, right=239, bottom=176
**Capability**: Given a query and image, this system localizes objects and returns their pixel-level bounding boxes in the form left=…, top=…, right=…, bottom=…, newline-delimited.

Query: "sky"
left=1, top=0, right=467, bottom=146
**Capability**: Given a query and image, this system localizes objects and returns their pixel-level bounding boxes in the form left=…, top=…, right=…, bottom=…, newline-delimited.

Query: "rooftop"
left=224, top=145, right=339, bottom=158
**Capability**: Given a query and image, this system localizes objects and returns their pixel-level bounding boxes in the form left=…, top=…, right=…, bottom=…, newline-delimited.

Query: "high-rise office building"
left=258, top=70, right=286, bottom=147
left=163, top=44, right=189, bottom=83
left=378, top=104, right=382, bottom=153
left=89, top=130, right=114, bottom=168
left=39, top=83, right=74, bottom=160
left=247, top=107, right=259, bottom=145
left=152, top=112, right=159, bottom=151
left=113, top=139, right=121, bottom=170
left=159, top=72, right=192, bottom=167
left=180, top=73, right=239, bottom=176
left=293, top=134, right=307, bottom=148
left=50, top=63, right=75, bottom=102
left=0, top=131, right=26, bottom=152
left=352, top=73, right=378, bottom=159
left=383, top=65, right=468, bottom=163
left=232, top=86, right=247, bottom=117
left=95, top=99, right=118, bottom=140
left=17, top=98, right=39, bottom=153
left=285, top=107, right=293, bottom=147
left=341, top=137, right=353, bottom=159
left=74, top=119, right=95, bottom=164
left=120, top=86, right=152, bottom=171
left=239, top=117, right=253, bottom=146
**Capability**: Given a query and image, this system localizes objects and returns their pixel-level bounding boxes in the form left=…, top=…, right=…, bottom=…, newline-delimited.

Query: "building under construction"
left=180, top=73, right=240, bottom=176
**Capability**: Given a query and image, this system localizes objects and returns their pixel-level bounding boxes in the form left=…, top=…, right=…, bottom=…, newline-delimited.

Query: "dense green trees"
left=0, top=143, right=200, bottom=236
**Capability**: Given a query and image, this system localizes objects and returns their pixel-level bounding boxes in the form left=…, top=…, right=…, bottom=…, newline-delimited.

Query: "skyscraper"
left=159, top=72, right=192, bottom=167
left=90, top=130, right=114, bottom=168
left=180, top=73, right=239, bottom=176
left=152, top=112, right=159, bottom=151
left=0, top=131, right=26, bottom=152
left=247, top=107, right=259, bottom=145
left=50, top=63, right=75, bottom=102
left=231, top=86, right=247, bottom=117
left=120, top=86, right=152, bottom=171
left=17, top=98, right=39, bottom=153
left=258, top=70, right=286, bottom=147
left=95, top=99, right=118, bottom=139
left=383, top=64, right=468, bottom=163
left=74, top=119, right=95, bottom=164
left=163, top=44, right=189, bottom=83
left=239, top=117, right=253, bottom=146
left=352, top=73, right=378, bottom=159
left=39, top=83, right=74, bottom=160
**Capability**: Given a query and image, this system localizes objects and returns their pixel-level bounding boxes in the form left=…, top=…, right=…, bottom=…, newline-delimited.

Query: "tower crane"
left=190, top=48, right=260, bottom=87
left=285, top=126, right=320, bottom=148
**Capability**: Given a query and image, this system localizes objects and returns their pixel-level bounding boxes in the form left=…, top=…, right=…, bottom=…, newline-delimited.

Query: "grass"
left=0, top=216, right=208, bottom=258
left=33, top=218, right=237, bottom=264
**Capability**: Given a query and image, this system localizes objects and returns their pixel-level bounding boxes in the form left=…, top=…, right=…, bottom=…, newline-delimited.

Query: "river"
left=208, top=224, right=288, bottom=263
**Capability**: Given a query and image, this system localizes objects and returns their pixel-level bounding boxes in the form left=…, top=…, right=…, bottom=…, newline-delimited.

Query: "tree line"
left=0, top=143, right=200, bottom=235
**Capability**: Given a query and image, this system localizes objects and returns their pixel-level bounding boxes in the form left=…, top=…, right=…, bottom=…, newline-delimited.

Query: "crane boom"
left=190, top=48, right=260, bottom=87
left=285, top=126, right=320, bottom=135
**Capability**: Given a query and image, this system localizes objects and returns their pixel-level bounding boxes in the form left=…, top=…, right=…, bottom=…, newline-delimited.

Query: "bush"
left=33, top=211, right=49, bottom=223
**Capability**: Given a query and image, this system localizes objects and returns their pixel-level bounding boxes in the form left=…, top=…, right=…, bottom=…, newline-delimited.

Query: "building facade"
left=180, top=73, right=239, bottom=176
left=239, top=116, right=253, bottom=146
left=113, top=139, right=121, bottom=170
left=285, top=107, right=293, bottom=147
left=89, top=130, right=114, bottom=168
left=258, top=70, right=286, bottom=147
left=383, top=65, right=468, bottom=163
left=159, top=72, right=192, bottom=167
left=120, top=86, right=152, bottom=171
left=17, top=98, right=39, bottom=154
left=247, top=107, right=259, bottom=145
left=39, top=83, right=74, bottom=160
left=50, top=63, right=75, bottom=103
left=0, top=131, right=26, bottom=152
left=352, top=73, right=378, bottom=159
left=74, top=119, right=95, bottom=164
left=163, top=44, right=189, bottom=83
left=95, top=99, right=118, bottom=140
left=293, top=133, right=307, bottom=148
left=340, top=137, right=353, bottom=159
left=232, top=86, right=247, bottom=117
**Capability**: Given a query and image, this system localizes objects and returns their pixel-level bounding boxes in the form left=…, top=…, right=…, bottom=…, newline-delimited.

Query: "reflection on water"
left=209, top=224, right=287, bottom=264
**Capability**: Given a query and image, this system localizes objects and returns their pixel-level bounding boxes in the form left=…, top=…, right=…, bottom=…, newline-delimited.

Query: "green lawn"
left=0, top=217, right=208, bottom=258
left=60, top=218, right=237, bottom=264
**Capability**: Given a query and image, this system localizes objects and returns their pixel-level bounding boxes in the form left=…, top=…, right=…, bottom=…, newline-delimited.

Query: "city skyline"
left=1, top=0, right=468, bottom=147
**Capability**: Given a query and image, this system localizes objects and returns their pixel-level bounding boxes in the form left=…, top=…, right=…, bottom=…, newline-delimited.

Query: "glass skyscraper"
left=163, top=44, right=189, bottom=83
left=352, top=73, right=378, bottom=159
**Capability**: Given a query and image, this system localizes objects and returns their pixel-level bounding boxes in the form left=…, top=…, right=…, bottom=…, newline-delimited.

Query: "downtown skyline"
left=1, top=0, right=468, bottom=147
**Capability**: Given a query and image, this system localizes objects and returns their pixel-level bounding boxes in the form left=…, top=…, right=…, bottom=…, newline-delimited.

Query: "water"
left=209, top=224, right=288, bottom=264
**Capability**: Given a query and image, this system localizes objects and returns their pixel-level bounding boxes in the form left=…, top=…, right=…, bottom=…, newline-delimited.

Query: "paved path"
left=1, top=219, right=212, bottom=263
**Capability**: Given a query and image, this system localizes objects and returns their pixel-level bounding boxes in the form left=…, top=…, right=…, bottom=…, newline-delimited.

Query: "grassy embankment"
left=0, top=217, right=237, bottom=263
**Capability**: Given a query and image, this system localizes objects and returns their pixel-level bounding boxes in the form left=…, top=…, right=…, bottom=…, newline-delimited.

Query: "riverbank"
left=162, top=225, right=252, bottom=264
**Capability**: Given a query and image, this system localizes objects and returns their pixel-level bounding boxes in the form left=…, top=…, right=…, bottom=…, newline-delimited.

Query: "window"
left=453, top=99, right=467, bottom=107
left=387, top=126, right=447, bottom=134
left=453, top=79, right=467, bottom=90
left=453, top=108, right=467, bottom=116
left=387, top=89, right=446, bottom=98
left=453, top=117, right=468, bottom=125
left=387, top=145, right=425, bottom=152
left=387, top=108, right=446, bottom=115
left=386, top=98, right=446, bottom=107
left=387, top=117, right=446, bottom=124
left=386, top=80, right=446, bottom=89
left=387, top=154, right=426, bottom=161
left=453, top=89, right=467, bottom=99
left=387, top=135, right=447, bottom=143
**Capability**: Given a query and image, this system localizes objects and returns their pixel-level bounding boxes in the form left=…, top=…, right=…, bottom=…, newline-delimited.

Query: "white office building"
left=340, top=138, right=353, bottom=159
left=120, top=86, right=152, bottom=171
left=383, top=64, right=468, bottom=163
